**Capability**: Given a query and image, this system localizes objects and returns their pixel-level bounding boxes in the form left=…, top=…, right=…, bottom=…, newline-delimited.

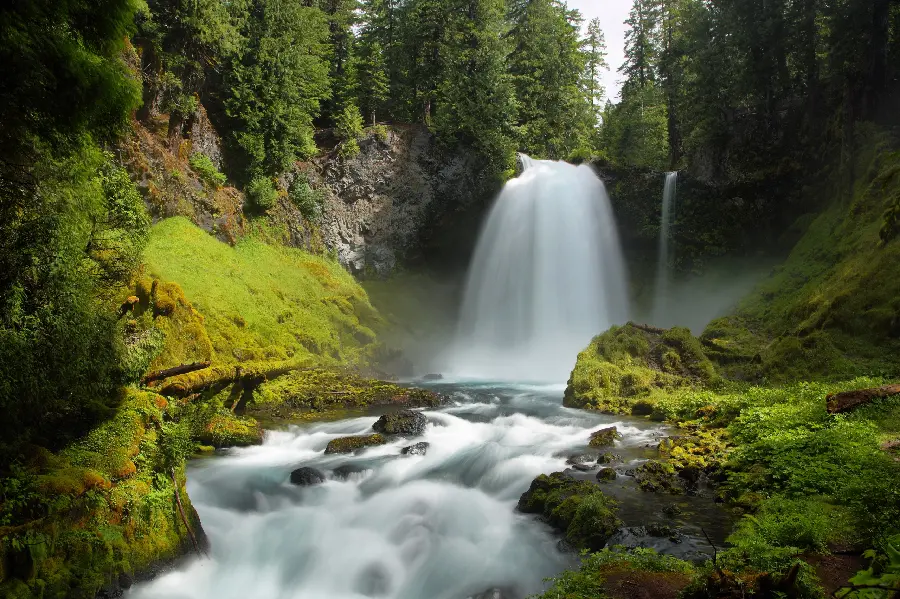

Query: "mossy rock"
left=633, top=460, right=683, bottom=495
left=657, top=430, right=728, bottom=474
left=372, top=410, right=427, bottom=436
left=251, top=368, right=442, bottom=421
left=324, top=434, right=386, bottom=454
left=596, top=468, right=617, bottom=482
left=198, top=412, right=263, bottom=448
left=588, top=426, right=621, bottom=448
left=517, top=472, right=622, bottom=551
left=564, top=323, right=720, bottom=414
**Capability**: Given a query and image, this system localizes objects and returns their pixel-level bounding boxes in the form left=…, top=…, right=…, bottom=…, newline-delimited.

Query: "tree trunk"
left=826, top=384, right=900, bottom=414
left=143, top=361, right=212, bottom=386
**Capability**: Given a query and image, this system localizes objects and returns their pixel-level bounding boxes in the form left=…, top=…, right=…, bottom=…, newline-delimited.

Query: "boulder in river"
left=633, top=460, right=684, bottom=494
left=570, top=463, right=596, bottom=472
left=400, top=441, right=429, bottom=456
left=596, top=468, right=617, bottom=482
left=289, top=466, right=325, bottom=486
left=422, top=373, right=444, bottom=381
left=518, top=471, right=621, bottom=551
left=565, top=453, right=595, bottom=465
left=325, top=434, right=386, bottom=454
left=373, top=409, right=427, bottom=436
left=597, top=452, right=622, bottom=464
left=588, top=426, right=621, bottom=448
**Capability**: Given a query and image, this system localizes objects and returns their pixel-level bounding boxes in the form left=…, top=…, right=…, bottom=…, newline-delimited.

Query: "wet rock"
left=289, top=467, right=325, bottom=486
left=634, top=460, right=684, bottom=494
left=373, top=409, right=427, bottom=436
left=332, top=464, right=369, bottom=479
left=588, top=426, right=621, bottom=448
left=662, top=504, right=683, bottom=518
left=422, top=373, right=444, bottom=381
left=565, top=453, right=596, bottom=465
left=571, top=463, right=596, bottom=472
left=324, top=434, right=386, bottom=454
left=597, top=452, right=621, bottom=464
left=400, top=441, right=429, bottom=456
left=596, top=468, right=617, bottom=482
left=518, top=471, right=621, bottom=551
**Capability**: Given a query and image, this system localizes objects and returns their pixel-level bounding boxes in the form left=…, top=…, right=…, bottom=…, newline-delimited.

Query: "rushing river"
left=130, top=382, right=729, bottom=599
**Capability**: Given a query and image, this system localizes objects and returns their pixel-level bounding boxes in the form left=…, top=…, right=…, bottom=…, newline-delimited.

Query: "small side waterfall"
left=449, top=156, right=629, bottom=382
left=652, top=172, right=678, bottom=322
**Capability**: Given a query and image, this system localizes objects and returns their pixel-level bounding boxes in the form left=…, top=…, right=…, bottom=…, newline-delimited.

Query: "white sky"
left=567, top=0, right=632, bottom=102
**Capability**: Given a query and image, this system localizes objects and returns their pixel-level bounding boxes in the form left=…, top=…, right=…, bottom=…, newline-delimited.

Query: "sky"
left=567, top=0, right=633, bottom=103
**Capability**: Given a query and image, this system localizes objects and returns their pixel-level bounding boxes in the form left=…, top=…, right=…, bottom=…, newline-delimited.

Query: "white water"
left=449, top=157, right=629, bottom=382
left=652, top=172, right=678, bottom=322
left=128, top=385, right=687, bottom=599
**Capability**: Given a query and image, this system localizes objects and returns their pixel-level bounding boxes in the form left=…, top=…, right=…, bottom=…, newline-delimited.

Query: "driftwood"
left=171, top=469, right=206, bottom=558
left=826, top=384, right=900, bottom=414
left=142, top=361, right=211, bottom=385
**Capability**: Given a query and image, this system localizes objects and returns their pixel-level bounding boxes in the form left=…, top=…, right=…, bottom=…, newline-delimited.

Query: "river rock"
left=588, top=426, right=620, bottom=448
left=332, top=464, right=369, bottom=479
left=422, top=373, right=443, bottom=381
left=373, top=410, right=427, bottom=436
left=570, top=463, right=596, bottom=472
left=325, top=434, right=386, bottom=454
left=597, top=452, right=621, bottom=464
left=596, top=468, right=617, bottom=482
left=634, top=460, right=684, bottom=494
left=289, top=467, right=325, bottom=486
left=400, top=441, right=429, bottom=456
left=565, top=453, right=595, bottom=465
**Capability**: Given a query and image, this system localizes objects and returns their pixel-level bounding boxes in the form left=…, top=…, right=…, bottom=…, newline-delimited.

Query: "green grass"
left=143, top=217, right=381, bottom=367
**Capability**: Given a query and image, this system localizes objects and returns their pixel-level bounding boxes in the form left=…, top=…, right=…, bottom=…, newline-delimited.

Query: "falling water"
left=450, top=156, right=629, bottom=382
left=652, top=172, right=678, bottom=323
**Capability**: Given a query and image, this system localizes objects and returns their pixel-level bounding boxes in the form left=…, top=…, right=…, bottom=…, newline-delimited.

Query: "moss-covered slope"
left=143, top=217, right=382, bottom=366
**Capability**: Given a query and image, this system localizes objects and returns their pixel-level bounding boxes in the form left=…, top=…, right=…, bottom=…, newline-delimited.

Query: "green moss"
left=0, top=390, right=204, bottom=599
left=197, top=411, right=263, bottom=448
left=517, top=472, right=621, bottom=551
left=250, top=367, right=441, bottom=420
left=143, top=217, right=382, bottom=367
left=634, top=460, right=683, bottom=494
left=564, top=323, right=719, bottom=413
left=324, top=434, right=386, bottom=454
left=588, top=426, right=621, bottom=448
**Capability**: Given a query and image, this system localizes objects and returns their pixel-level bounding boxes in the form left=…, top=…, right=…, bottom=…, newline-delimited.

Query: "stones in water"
left=289, top=466, right=325, bottom=486
left=332, top=463, right=369, bottom=479
left=421, top=373, right=443, bottom=381
left=373, top=409, right=427, bottom=436
left=597, top=452, right=621, bottom=464
left=324, top=434, right=386, bottom=454
left=400, top=441, right=429, bottom=456
left=588, top=426, right=620, bottom=448
left=596, top=468, right=617, bottom=482
left=633, top=460, right=684, bottom=494
left=570, top=463, right=596, bottom=472
left=517, top=471, right=621, bottom=551
left=565, top=453, right=595, bottom=465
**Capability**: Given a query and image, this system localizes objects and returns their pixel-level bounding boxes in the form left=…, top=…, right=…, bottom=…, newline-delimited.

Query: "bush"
left=335, top=103, right=364, bottom=159
left=288, top=174, right=325, bottom=222
left=188, top=152, right=226, bottom=188
left=246, top=176, right=278, bottom=211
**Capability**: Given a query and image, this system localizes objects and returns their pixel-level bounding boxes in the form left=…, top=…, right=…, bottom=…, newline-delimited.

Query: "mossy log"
left=826, top=384, right=900, bottom=414
left=143, top=361, right=211, bottom=385
left=157, top=360, right=309, bottom=399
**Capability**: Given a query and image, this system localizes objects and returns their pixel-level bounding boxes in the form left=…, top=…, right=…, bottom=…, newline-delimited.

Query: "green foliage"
left=143, top=217, right=382, bottom=366
left=224, top=0, right=331, bottom=178
left=335, top=103, right=364, bottom=158
left=246, top=176, right=278, bottom=211
left=288, top=174, right=325, bottom=222
left=188, top=152, right=227, bottom=188
left=533, top=548, right=694, bottom=599
left=839, top=536, right=900, bottom=599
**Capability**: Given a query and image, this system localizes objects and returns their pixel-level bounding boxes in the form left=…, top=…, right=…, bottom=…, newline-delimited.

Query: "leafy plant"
left=246, top=176, right=278, bottom=211
left=837, top=536, right=900, bottom=598
left=288, top=174, right=325, bottom=222
left=189, top=152, right=226, bottom=188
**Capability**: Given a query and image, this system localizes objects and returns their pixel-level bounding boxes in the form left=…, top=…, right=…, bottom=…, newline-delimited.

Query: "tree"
left=317, top=0, right=361, bottom=122
left=224, top=0, right=331, bottom=179
left=508, top=0, right=594, bottom=158
left=620, top=0, right=659, bottom=92
left=356, top=39, right=390, bottom=124
left=582, top=17, right=608, bottom=116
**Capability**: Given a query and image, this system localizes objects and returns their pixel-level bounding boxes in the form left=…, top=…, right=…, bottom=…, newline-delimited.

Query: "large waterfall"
left=450, top=156, right=629, bottom=382
left=652, top=172, right=678, bottom=322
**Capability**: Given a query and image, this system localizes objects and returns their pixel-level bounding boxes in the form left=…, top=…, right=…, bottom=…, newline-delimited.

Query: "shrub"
left=288, top=174, right=325, bottom=222
left=188, top=152, right=226, bottom=188
left=335, top=103, right=364, bottom=159
left=246, top=176, right=278, bottom=211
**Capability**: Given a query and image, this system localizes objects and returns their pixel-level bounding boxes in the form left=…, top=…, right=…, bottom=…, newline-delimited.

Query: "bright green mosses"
left=324, top=434, right=386, bottom=454
left=0, top=390, right=204, bottom=599
left=249, top=367, right=442, bottom=420
left=143, top=217, right=382, bottom=367
left=564, top=323, right=720, bottom=413
left=197, top=411, right=263, bottom=448
left=517, top=472, right=621, bottom=551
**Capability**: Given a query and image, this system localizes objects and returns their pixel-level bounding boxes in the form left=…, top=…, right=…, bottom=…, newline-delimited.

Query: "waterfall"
left=449, top=156, right=629, bottom=382
left=652, top=172, right=678, bottom=323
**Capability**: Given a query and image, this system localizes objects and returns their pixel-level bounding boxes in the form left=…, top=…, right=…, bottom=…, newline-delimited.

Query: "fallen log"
left=143, top=361, right=211, bottom=386
left=826, top=384, right=900, bottom=414
left=157, top=359, right=310, bottom=399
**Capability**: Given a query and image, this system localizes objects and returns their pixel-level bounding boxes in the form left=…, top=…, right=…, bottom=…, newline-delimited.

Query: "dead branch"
left=143, top=361, right=211, bottom=385
left=826, top=384, right=900, bottom=414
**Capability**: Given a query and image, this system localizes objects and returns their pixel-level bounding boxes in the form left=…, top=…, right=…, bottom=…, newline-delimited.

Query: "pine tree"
left=356, top=39, right=390, bottom=125
left=582, top=17, right=608, bottom=117
left=620, top=0, right=659, bottom=92
left=317, top=0, right=360, bottom=122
